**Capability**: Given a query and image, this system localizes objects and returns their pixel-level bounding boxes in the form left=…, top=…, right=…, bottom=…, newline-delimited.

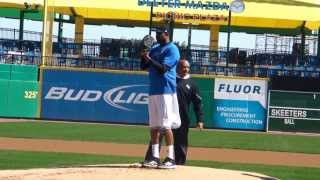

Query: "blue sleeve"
left=163, top=45, right=180, bottom=68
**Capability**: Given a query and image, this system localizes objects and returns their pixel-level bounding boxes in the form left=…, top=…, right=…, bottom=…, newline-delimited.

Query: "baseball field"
left=0, top=118, right=320, bottom=179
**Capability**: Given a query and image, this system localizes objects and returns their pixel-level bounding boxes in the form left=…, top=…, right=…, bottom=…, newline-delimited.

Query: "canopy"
left=0, top=0, right=319, bottom=30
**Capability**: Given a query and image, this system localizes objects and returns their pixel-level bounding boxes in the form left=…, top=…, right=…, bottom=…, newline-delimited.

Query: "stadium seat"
left=219, top=51, right=227, bottom=61
left=304, top=66, right=315, bottom=78
left=190, top=64, right=201, bottom=74
left=255, top=67, right=267, bottom=77
left=307, top=56, right=320, bottom=67
left=292, top=66, right=305, bottom=77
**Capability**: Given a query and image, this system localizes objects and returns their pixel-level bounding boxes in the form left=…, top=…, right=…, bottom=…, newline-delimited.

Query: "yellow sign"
left=137, top=0, right=229, bottom=11
left=155, top=11, right=228, bottom=22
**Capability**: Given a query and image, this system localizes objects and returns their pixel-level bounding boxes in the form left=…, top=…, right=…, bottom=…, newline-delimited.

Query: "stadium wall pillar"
left=75, top=16, right=84, bottom=55
left=209, top=25, right=219, bottom=51
left=75, top=16, right=84, bottom=44
left=41, top=0, right=54, bottom=66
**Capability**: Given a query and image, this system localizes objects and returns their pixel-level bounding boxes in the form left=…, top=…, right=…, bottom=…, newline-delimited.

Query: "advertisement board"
left=41, top=69, right=149, bottom=124
left=213, top=78, right=268, bottom=130
left=268, top=90, right=320, bottom=133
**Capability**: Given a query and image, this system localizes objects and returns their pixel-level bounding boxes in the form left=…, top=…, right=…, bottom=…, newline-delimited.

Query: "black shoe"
left=176, top=161, right=185, bottom=165
left=158, top=157, right=176, bottom=169
left=142, top=157, right=160, bottom=168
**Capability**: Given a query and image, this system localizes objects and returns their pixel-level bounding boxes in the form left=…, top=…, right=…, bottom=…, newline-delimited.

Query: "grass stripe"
left=0, top=121, right=320, bottom=154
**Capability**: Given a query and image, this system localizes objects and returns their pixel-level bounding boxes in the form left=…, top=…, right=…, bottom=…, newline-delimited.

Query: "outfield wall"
left=41, top=68, right=149, bottom=124
left=268, top=77, right=320, bottom=133
left=268, top=90, right=320, bottom=133
left=40, top=67, right=268, bottom=131
left=4, top=65, right=320, bottom=133
left=0, top=64, right=39, bottom=118
left=3, top=65, right=319, bottom=133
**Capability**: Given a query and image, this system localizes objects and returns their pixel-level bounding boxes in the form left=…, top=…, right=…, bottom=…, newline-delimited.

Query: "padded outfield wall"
left=0, top=64, right=39, bottom=118
left=268, top=90, right=320, bottom=133
left=268, top=77, right=320, bottom=133
left=40, top=67, right=268, bottom=131
left=4, top=64, right=320, bottom=133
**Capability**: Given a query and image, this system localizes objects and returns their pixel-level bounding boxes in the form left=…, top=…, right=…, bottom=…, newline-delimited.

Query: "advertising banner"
left=268, top=90, right=320, bottom=133
left=213, top=78, right=268, bottom=130
left=41, top=69, right=149, bottom=124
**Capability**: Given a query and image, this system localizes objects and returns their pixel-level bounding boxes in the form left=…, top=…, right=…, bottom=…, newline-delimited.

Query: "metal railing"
left=1, top=28, right=320, bottom=78
left=1, top=52, right=320, bottom=78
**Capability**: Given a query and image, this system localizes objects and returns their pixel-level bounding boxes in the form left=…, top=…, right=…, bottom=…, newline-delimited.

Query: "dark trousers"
left=144, top=123, right=189, bottom=165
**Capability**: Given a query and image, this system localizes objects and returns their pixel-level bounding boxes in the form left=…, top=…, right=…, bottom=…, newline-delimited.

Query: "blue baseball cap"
left=155, top=27, right=169, bottom=34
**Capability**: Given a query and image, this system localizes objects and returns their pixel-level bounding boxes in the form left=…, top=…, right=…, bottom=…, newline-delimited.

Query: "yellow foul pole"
left=39, top=0, right=53, bottom=118
left=41, top=0, right=53, bottom=66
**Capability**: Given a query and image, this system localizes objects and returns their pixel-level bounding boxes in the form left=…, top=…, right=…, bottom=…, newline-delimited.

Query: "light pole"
left=58, top=14, right=64, bottom=43
left=226, top=0, right=245, bottom=76
left=19, top=3, right=40, bottom=42
left=148, top=2, right=154, bottom=35
left=187, top=25, right=192, bottom=50
left=318, top=28, right=320, bottom=59
left=226, top=9, right=232, bottom=76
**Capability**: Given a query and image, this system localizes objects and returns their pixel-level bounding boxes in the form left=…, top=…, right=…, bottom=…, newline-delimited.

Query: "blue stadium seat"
left=56, top=56, right=66, bottom=66
left=255, top=67, right=267, bottom=77
left=267, top=65, right=282, bottom=77
left=271, top=54, right=284, bottom=65
left=219, top=51, right=227, bottom=60
left=0, top=49, right=4, bottom=63
left=190, top=64, right=201, bottom=74
left=24, top=51, right=35, bottom=65
left=304, top=66, right=315, bottom=78
left=283, top=54, right=294, bottom=66
left=307, top=56, right=320, bottom=67
left=292, top=66, right=305, bottom=77
left=255, top=53, right=269, bottom=65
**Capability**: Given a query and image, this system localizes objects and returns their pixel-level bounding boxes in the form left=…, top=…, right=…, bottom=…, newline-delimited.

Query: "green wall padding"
left=189, top=77, right=214, bottom=128
left=0, top=71, right=10, bottom=80
left=0, top=64, right=39, bottom=118
left=0, top=64, right=11, bottom=71
left=6, top=80, right=39, bottom=118
left=0, top=64, right=11, bottom=80
left=0, top=80, right=9, bottom=116
left=11, top=65, right=38, bottom=81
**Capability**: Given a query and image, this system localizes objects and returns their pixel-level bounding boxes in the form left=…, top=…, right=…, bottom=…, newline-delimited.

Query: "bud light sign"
left=213, top=78, right=268, bottom=131
left=41, top=69, right=149, bottom=124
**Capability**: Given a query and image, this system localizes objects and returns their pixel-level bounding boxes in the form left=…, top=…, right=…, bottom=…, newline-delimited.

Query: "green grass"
left=0, top=150, right=319, bottom=180
left=189, top=160, right=320, bottom=180
left=0, top=150, right=139, bottom=170
left=0, top=121, right=320, bottom=154
left=0, top=121, right=149, bottom=143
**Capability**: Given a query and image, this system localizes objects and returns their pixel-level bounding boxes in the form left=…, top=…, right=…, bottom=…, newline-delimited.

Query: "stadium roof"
left=0, top=0, right=319, bottom=34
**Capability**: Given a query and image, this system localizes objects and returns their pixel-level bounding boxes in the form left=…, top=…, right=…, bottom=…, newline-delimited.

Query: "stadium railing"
left=1, top=36, right=320, bottom=78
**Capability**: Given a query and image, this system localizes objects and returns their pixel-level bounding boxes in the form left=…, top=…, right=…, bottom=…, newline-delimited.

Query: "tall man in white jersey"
left=140, top=27, right=181, bottom=169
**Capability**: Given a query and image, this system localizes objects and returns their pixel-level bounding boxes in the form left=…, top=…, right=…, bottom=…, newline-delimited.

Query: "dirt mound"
left=0, top=164, right=277, bottom=180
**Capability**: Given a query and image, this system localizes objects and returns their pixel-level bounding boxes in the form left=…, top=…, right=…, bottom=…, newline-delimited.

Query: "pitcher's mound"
left=0, top=164, right=277, bottom=180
